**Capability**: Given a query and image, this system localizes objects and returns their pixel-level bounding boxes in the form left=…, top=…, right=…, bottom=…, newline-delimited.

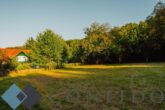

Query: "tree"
left=25, top=29, right=69, bottom=69
left=81, top=22, right=112, bottom=64
left=66, top=39, right=82, bottom=63
left=136, top=21, right=151, bottom=62
left=147, top=1, right=165, bottom=61
left=110, top=23, right=141, bottom=63
left=24, top=37, right=36, bottom=50
left=110, top=27, right=124, bottom=63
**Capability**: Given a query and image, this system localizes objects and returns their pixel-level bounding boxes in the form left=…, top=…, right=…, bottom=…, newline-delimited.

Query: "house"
left=0, top=48, right=30, bottom=62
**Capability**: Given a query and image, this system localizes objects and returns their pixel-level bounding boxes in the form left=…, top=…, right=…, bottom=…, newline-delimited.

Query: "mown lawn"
left=0, top=63, right=165, bottom=110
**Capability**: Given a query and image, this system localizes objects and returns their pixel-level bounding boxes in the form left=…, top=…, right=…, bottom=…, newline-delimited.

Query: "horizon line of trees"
left=22, top=1, right=165, bottom=67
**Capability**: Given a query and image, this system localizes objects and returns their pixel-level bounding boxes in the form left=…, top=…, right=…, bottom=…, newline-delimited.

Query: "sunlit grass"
left=65, top=63, right=164, bottom=69
left=0, top=63, right=165, bottom=110
left=9, top=69, right=90, bottom=79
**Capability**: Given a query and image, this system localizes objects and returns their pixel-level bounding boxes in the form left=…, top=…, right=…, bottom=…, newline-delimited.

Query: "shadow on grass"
left=0, top=64, right=165, bottom=110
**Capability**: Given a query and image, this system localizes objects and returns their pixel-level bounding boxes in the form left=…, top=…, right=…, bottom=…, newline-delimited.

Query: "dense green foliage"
left=25, top=29, right=69, bottom=69
left=66, top=39, right=82, bottom=63
left=81, top=23, right=112, bottom=64
left=0, top=52, right=19, bottom=76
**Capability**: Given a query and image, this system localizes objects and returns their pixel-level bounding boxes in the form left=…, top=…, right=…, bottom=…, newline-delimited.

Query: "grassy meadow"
left=1, top=63, right=165, bottom=110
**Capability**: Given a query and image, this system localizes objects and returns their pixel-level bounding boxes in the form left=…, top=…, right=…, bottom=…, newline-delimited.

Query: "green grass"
left=1, top=63, right=165, bottom=110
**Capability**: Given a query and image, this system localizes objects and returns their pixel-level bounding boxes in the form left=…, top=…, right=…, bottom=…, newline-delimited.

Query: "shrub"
left=0, top=58, right=19, bottom=76
left=16, top=63, right=31, bottom=71
left=8, top=58, right=20, bottom=70
left=46, top=61, right=57, bottom=70
left=0, top=58, right=32, bottom=76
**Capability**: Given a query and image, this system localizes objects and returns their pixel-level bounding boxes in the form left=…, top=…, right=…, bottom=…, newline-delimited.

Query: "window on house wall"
left=17, top=56, right=28, bottom=62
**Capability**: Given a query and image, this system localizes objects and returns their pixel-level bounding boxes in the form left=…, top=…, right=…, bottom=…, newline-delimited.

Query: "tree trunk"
left=96, top=59, right=99, bottom=64
left=146, top=57, right=149, bottom=62
left=118, top=54, right=122, bottom=64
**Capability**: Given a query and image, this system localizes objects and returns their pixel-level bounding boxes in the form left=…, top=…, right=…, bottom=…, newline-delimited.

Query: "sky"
left=0, top=0, right=161, bottom=47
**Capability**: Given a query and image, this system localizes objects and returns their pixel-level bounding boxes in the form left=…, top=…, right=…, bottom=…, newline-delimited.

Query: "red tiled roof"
left=0, top=48, right=30, bottom=59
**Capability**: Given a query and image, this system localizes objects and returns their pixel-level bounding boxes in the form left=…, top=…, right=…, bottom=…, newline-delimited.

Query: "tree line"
left=24, top=1, right=165, bottom=67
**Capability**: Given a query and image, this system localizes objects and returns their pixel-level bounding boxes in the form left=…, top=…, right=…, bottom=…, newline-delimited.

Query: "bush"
left=8, top=58, right=20, bottom=70
left=0, top=58, right=19, bottom=76
left=16, top=63, right=31, bottom=71
left=0, top=58, right=32, bottom=76
left=46, top=61, right=57, bottom=70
